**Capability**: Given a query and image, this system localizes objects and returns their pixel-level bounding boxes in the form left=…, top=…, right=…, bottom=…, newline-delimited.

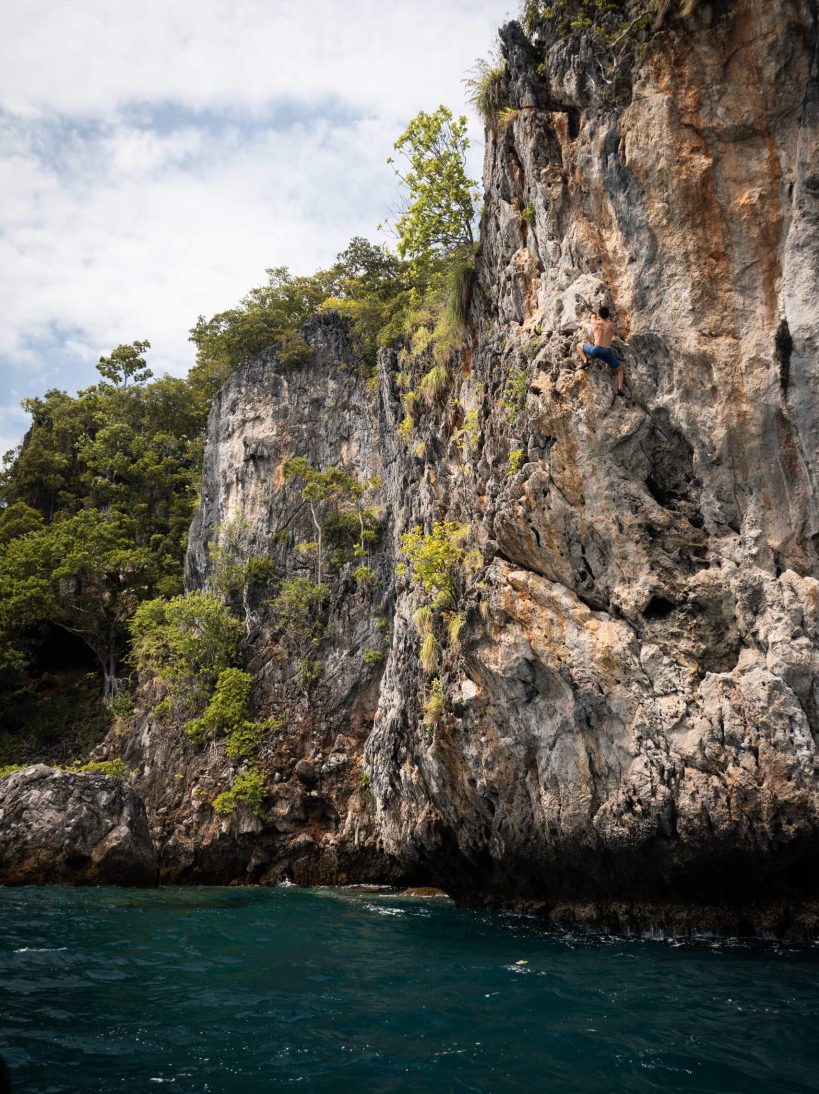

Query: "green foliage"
left=508, top=448, right=525, bottom=475
left=130, top=592, right=242, bottom=716
left=0, top=508, right=160, bottom=698
left=419, top=365, right=448, bottom=402
left=297, top=658, right=323, bottom=685
left=522, top=1, right=696, bottom=103
left=423, top=677, right=445, bottom=725
left=0, top=501, right=44, bottom=545
left=283, top=459, right=378, bottom=583
left=0, top=764, right=24, bottom=779
left=76, top=758, right=131, bottom=780
left=387, top=107, right=479, bottom=274
left=353, top=565, right=378, bottom=584
left=268, top=577, right=330, bottom=670
left=184, top=668, right=274, bottom=762
left=0, top=342, right=204, bottom=724
left=207, top=518, right=276, bottom=609
left=320, top=238, right=409, bottom=356
left=96, top=340, right=153, bottom=390
left=501, top=366, right=531, bottom=421
left=361, top=648, right=383, bottom=667
left=466, top=58, right=509, bottom=124
left=188, top=267, right=334, bottom=395
left=400, top=521, right=471, bottom=601
left=190, top=240, right=411, bottom=388
left=454, top=408, right=480, bottom=454
left=398, top=416, right=414, bottom=445
left=213, top=767, right=266, bottom=818
left=0, top=672, right=112, bottom=768
left=521, top=203, right=536, bottom=226
left=358, top=767, right=371, bottom=790
left=419, top=632, right=439, bottom=674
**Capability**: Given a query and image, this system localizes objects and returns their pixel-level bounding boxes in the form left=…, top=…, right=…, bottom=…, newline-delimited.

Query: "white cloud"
left=0, top=0, right=515, bottom=454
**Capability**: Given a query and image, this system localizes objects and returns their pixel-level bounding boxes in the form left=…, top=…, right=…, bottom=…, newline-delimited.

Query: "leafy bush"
left=400, top=521, right=471, bottom=601
left=0, top=764, right=24, bottom=779
left=501, top=366, right=531, bottom=420
left=130, top=592, right=242, bottom=716
left=454, top=408, right=480, bottom=454
left=398, top=416, right=414, bottom=444
left=269, top=578, right=329, bottom=649
left=213, top=768, right=266, bottom=818
left=508, top=448, right=525, bottom=475
left=185, top=667, right=277, bottom=761
left=76, top=758, right=131, bottom=780
left=361, top=648, right=384, bottom=667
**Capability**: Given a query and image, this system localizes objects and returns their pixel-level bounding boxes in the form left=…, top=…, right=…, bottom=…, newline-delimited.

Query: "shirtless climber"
left=577, top=306, right=624, bottom=396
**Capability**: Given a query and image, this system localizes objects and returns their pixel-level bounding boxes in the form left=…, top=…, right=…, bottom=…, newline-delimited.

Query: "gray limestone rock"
left=106, top=0, right=819, bottom=932
left=0, top=766, right=157, bottom=887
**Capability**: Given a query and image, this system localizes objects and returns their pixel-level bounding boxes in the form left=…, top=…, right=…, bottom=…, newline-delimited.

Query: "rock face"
left=0, top=766, right=157, bottom=886
left=367, top=0, right=819, bottom=917
left=111, top=0, right=819, bottom=930
left=118, top=316, right=402, bottom=886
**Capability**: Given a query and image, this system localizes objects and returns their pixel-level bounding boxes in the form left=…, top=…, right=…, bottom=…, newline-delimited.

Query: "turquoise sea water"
left=1, top=886, right=818, bottom=1093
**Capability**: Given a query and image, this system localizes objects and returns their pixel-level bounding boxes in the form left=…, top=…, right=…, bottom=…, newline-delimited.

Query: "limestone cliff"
left=115, top=0, right=819, bottom=932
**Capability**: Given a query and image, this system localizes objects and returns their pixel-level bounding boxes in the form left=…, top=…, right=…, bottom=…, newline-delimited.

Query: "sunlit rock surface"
left=112, top=0, right=819, bottom=931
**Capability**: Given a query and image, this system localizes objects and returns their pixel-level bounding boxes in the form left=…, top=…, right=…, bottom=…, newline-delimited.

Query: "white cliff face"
left=118, top=0, right=819, bottom=932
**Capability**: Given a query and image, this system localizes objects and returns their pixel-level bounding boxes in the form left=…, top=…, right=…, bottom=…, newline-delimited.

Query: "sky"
left=0, top=0, right=513, bottom=456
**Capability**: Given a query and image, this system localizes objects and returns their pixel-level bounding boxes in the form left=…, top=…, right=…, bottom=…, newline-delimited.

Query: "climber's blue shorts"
left=582, top=343, right=620, bottom=371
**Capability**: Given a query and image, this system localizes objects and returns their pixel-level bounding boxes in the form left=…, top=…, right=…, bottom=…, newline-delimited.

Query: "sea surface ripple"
left=1, top=886, right=818, bottom=1092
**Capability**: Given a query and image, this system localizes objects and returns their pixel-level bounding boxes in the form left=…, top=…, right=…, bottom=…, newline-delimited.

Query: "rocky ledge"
left=0, top=766, right=157, bottom=887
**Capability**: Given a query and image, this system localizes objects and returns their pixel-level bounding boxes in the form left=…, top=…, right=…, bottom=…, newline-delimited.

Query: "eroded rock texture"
left=119, top=316, right=401, bottom=885
left=0, top=766, right=157, bottom=886
left=368, top=0, right=819, bottom=921
left=113, top=0, right=819, bottom=930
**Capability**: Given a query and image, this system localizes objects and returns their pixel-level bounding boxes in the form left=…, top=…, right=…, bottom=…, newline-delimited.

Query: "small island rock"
left=0, top=765, right=158, bottom=887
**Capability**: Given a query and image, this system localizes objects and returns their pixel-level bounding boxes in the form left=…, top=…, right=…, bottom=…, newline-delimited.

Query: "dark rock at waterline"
left=0, top=765, right=157, bottom=887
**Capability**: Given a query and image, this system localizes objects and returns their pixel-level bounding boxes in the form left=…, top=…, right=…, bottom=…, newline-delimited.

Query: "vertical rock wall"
left=366, top=0, right=819, bottom=920
left=118, top=0, right=819, bottom=930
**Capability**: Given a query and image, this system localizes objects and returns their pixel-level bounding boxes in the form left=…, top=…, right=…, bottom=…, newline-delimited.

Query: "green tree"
left=1, top=345, right=203, bottom=598
left=96, top=340, right=153, bottom=389
left=0, top=501, right=44, bottom=545
left=387, top=106, right=479, bottom=272
left=130, top=591, right=242, bottom=717
left=0, top=510, right=158, bottom=699
left=282, top=458, right=364, bottom=586
left=188, top=267, right=340, bottom=397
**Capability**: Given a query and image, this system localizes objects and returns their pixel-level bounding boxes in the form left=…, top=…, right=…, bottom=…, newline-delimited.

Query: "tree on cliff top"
left=385, top=106, right=479, bottom=274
